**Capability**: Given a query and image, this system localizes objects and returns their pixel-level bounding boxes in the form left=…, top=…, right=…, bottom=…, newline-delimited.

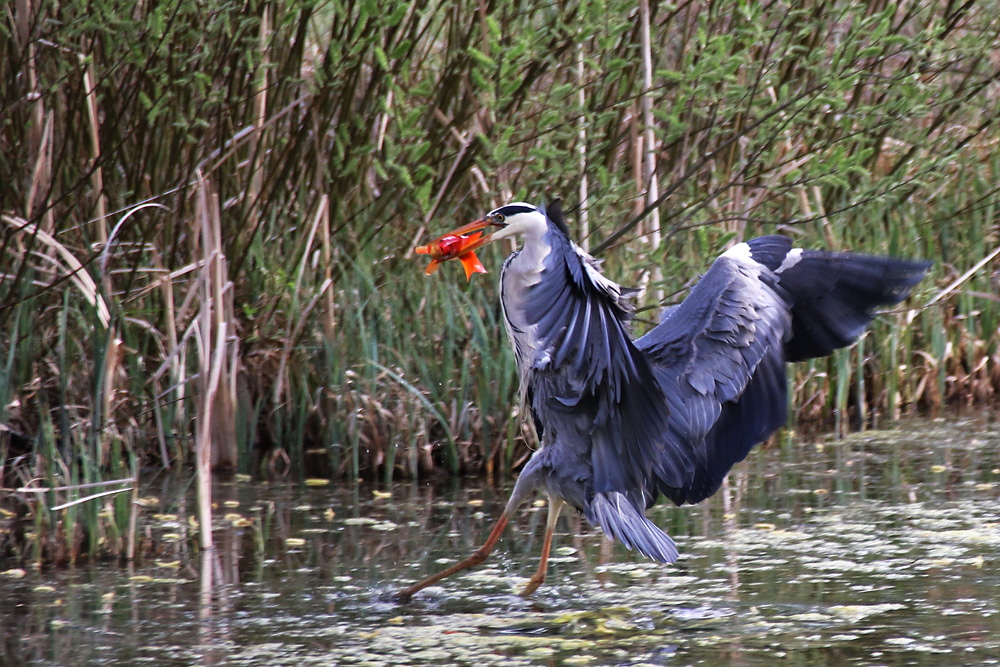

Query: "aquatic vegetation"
left=2, top=420, right=1000, bottom=665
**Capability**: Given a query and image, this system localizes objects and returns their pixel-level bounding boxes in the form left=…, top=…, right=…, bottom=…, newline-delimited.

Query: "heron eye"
left=495, top=213, right=505, bottom=223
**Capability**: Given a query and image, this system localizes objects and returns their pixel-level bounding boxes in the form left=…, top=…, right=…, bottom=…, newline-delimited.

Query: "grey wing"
left=635, top=234, right=930, bottom=505
left=634, top=240, right=792, bottom=506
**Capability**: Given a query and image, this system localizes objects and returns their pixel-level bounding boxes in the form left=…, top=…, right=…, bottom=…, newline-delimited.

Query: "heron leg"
left=518, top=496, right=564, bottom=598
left=395, top=512, right=510, bottom=602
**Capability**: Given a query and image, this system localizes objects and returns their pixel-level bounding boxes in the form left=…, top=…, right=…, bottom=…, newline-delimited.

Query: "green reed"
left=2, top=0, right=1000, bottom=565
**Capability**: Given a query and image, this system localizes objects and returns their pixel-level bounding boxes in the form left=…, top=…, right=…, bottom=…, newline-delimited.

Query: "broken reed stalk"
left=126, top=458, right=139, bottom=560
left=20, top=0, right=45, bottom=225
left=319, top=194, right=336, bottom=341
left=2, top=215, right=111, bottom=328
left=81, top=52, right=107, bottom=247
left=638, top=0, right=662, bottom=302
left=926, top=243, right=1000, bottom=308
left=194, top=173, right=228, bottom=551
left=12, top=476, right=135, bottom=492
left=50, top=486, right=131, bottom=511
left=246, top=4, right=269, bottom=237
left=576, top=37, right=589, bottom=251
left=154, top=248, right=184, bottom=465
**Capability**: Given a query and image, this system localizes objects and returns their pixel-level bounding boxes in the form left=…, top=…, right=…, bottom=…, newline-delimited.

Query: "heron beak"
left=414, top=218, right=497, bottom=281
left=443, top=218, right=496, bottom=237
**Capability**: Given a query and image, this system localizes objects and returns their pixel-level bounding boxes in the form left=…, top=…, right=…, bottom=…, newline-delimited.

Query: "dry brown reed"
left=1, top=1, right=999, bottom=567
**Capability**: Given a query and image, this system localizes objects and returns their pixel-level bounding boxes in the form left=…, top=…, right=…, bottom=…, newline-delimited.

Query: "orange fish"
left=415, top=231, right=489, bottom=281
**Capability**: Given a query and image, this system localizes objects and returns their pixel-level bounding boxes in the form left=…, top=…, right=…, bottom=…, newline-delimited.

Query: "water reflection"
left=2, top=418, right=1000, bottom=666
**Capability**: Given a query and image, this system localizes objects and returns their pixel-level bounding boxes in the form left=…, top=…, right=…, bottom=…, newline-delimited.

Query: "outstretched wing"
left=635, top=237, right=792, bottom=505
left=636, top=235, right=930, bottom=505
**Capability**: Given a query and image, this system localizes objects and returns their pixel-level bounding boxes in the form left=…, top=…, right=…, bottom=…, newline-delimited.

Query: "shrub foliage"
left=2, top=0, right=999, bottom=498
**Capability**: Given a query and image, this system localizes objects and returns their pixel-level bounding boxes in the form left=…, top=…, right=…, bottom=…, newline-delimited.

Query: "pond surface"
left=3, top=418, right=1000, bottom=666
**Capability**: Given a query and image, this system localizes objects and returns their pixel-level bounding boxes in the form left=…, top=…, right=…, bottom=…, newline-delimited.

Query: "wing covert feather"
left=635, top=242, right=793, bottom=505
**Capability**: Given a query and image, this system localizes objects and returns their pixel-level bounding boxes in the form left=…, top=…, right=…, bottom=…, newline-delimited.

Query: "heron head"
left=481, top=202, right=549, bottom=241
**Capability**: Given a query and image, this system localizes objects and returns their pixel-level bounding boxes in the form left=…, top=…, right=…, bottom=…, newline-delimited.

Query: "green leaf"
left=466, top=46, right=496, bottom=70
left=374, top=45, right=390, bottom=71
left=416, top=179, right=433, bottom=215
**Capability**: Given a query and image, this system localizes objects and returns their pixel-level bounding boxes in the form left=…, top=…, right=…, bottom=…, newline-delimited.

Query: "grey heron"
left=397, top=200, right=930, bottom=600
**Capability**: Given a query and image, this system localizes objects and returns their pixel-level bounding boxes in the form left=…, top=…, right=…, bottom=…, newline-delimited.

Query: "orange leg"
left=395, top=512, right=510, bottom=602
left=518, top=497, right=564, bottom=598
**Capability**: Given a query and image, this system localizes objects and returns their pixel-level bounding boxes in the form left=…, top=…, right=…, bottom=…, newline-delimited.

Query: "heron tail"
left=585, top=491, right=678, bottom=564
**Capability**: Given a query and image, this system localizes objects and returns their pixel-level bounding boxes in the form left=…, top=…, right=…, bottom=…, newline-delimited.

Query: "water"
left=3, top=418, right=1000, bottom=666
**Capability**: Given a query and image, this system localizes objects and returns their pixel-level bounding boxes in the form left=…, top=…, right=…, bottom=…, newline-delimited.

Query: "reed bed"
left=1, top=0, right=999, bottom=561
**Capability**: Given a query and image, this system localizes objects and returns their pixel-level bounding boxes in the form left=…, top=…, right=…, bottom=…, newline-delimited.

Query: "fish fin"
left=460, top=252, right=486, bottom=281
